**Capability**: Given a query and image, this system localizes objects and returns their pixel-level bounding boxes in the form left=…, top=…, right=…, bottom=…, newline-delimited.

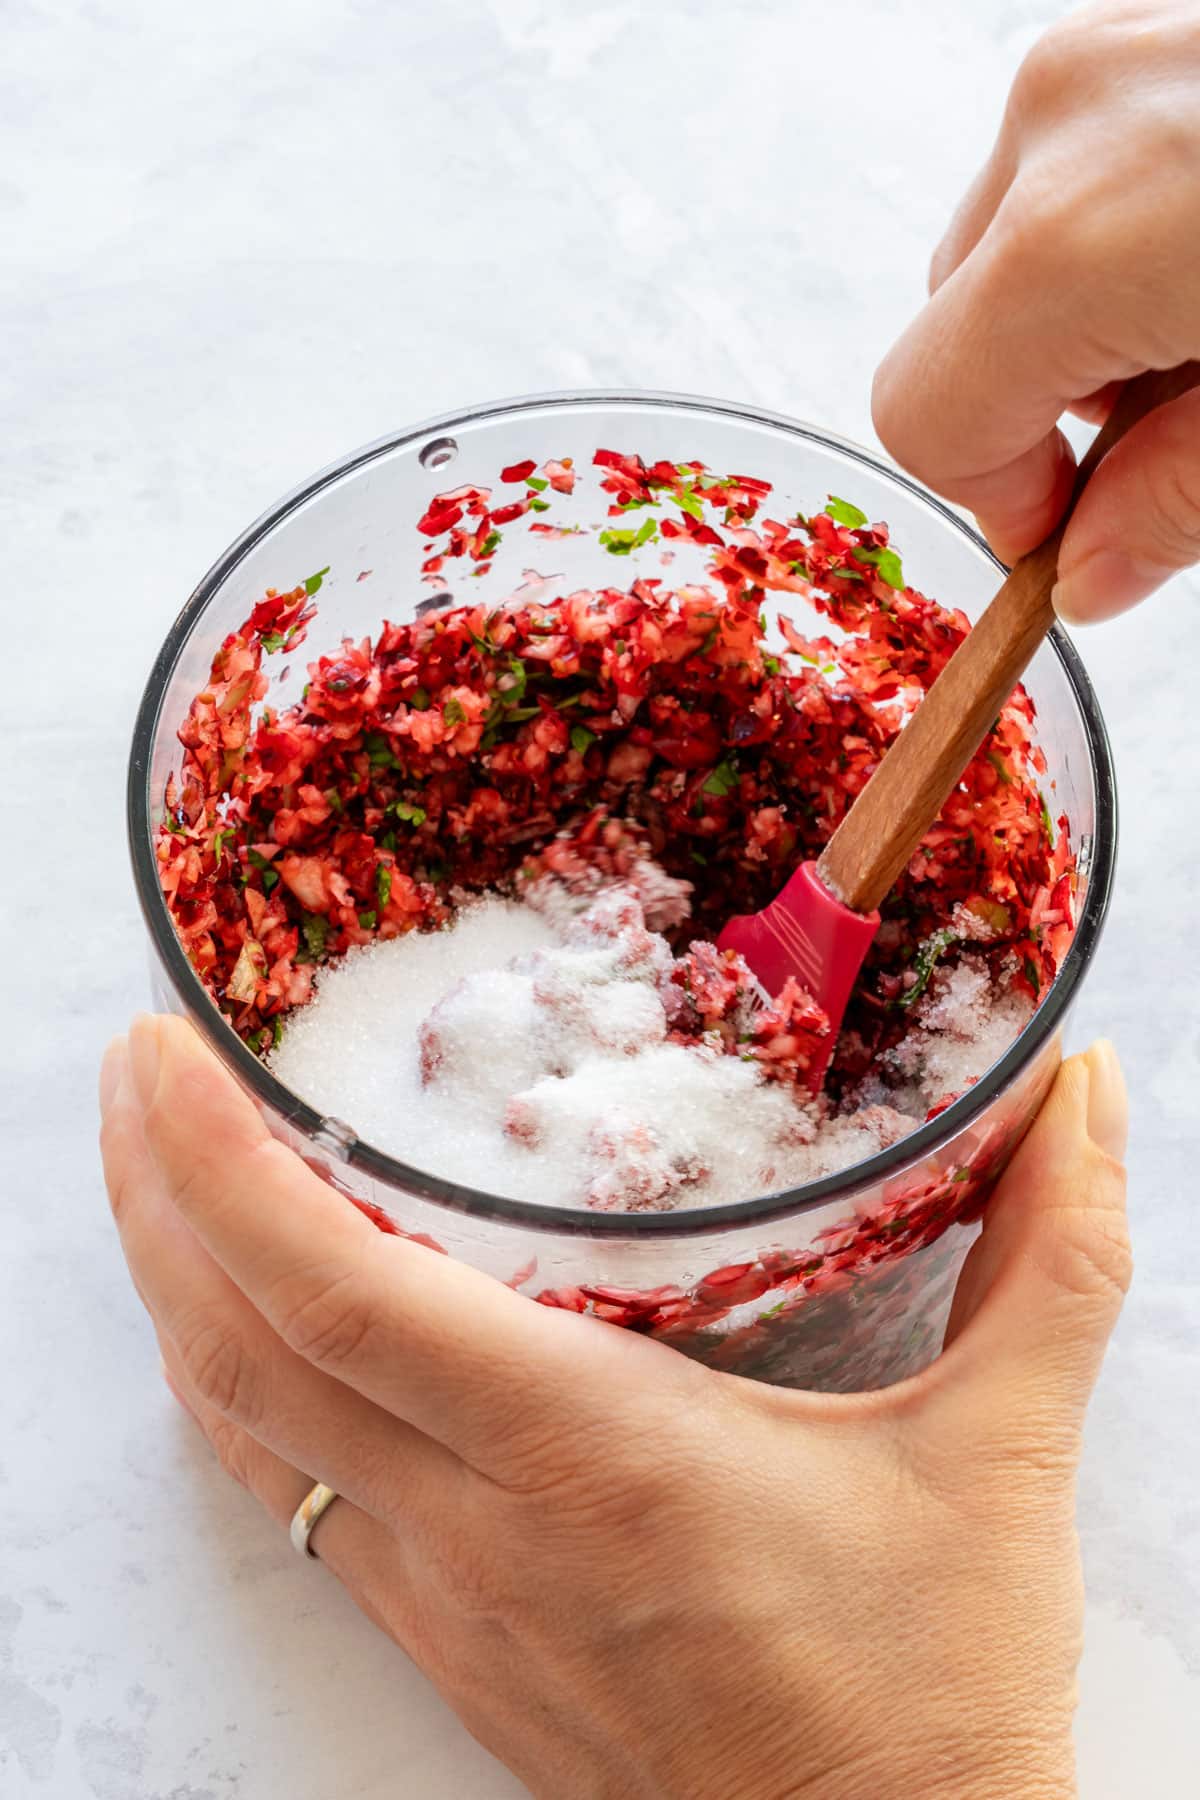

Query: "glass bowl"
left=127, top=391, right=1116, bottom=1393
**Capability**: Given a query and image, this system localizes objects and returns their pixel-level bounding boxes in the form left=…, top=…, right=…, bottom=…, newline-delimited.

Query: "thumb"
left=1053, top=382, right=1200, bottom=624
left=929, top=1044, right=1130, bottom=1458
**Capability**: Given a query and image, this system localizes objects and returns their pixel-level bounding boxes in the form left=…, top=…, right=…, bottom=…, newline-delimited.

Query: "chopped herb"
left=324, top=787, right=343, bottom=813
left=762, top=654, right=781, bottom=676
left=376, top=864, right=393, bottom=908
left=365, top=731, right=397, bottom=767
left=498, top=657, right=528, bottom=706
left=297, top=913, right=329, bottom=963
left=357, top=910, right=377, bottom=930
left=570, top=724, right=596, bottom=754
left=410, top=686, right=430, bottom=711
left=674, top=486, right=704, bottom=520
left=599, top=517, right=658, bottom=555
left=986, top=751, right=1013, bottom=785
left=853, top=545, right=905, bottom=588
left=702, top=755, right=739, bottom=798
left=690, top=848, right=708, bottom=866
left=390, top=800, right=427, bottom=826
left=1022, top=955, right=1041, bottom=994
left=1038, top=791, right=1055, bottom=842
left=825, top=496, right=868, bottom=529
left=525, top=475, right=548, bottom=492
left=271, top=1017, right=284, bottom=1051
left=896, top=928, right=957, bottom=1009
left=211, top=825, right=237, bottom=859
left=528, top=497, right=551, bottom=512
left=247, top=847, right=279, bottom=893
left=259, top=630, right=288, bottom=654
left=304, top=566, right=331, bottom=596
left=479, top=530, right=502, bottom=559
left=379, top=829, right=397, bottom=852
left=443, top=697, right=467, bottom=726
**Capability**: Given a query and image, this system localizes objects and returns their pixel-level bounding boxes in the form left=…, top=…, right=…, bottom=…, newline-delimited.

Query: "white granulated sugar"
left=885, top=956, right=1033, bottom=1109
left=271, top=892, right=1034, bottom=1213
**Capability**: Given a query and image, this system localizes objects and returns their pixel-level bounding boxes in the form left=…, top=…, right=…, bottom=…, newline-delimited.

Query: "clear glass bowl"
left=127, top=391, right=1116, bottom=1393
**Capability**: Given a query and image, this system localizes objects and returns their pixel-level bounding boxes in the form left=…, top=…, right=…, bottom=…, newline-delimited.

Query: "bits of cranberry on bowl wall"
left=128, top=392, right=1115, bottom=1393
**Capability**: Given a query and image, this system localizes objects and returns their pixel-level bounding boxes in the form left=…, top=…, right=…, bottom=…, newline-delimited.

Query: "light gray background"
left=3, top=1, right=1197, bottom=1794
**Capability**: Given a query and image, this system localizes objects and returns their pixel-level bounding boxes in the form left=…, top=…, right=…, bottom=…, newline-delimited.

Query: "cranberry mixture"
left=158, top=446, right=1074, bottom=1131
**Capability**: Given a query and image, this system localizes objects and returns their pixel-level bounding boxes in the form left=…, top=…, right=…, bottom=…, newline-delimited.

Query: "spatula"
left=718, top=362, right=1200, bottom=1085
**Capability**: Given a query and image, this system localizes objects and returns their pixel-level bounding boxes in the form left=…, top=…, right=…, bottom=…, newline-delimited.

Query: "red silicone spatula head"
left=719, top=366, right=1200, bottom=1094
left=717, top=861, right=879, bottom=1088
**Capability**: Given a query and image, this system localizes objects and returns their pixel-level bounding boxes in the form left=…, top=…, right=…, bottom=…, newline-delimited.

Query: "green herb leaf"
left=365, top=731, right=397, bottom=768
left=896, top=928, right=957, bottom=1010
left=525, top=475, right=548, bottom=492
left=762, top=654, right=781, bottom=676
left=380, top=829, right=396, bottom=852
left=853, top=545, right=905, bottom=588
left=702, top=756, right=739, bottom=798
left=986, top=750, right=1013, bottom=786
left=479, top=531, right=501, bottom=560
left=376, top=864, right=393, bottom=909
left=259, top=630, right=287, bottom=653
left=825, top=496, right=868, bottom=529
left=297, top=913, right=329, bottom=963
left=1038, top=791, right=1055, bottom=843
left=390, top=800, right=427, bottom=826
left=357, top=910, right=377, bottom=930
left=599, top=517, right=659, bottom=555
left=304, top=566, right=331, bottom=596
left=410, top=686, right=430, bottom=711
left=443, top=697, right=467, bottom=727
left=1022, top=955, right=1041, bottom=994
left=674, top=486, right=704, bottom=520
left=271, top=1017, right=284, bottom=1051
left=570, top=724, right=596, bottom=754
left=211, top=825, right=237, bottom=859
left=498, top=657, right=528, bottom=706
left=528, top=497, right=551, bottom=512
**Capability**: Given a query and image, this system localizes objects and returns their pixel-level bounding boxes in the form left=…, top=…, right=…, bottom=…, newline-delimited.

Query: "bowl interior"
left=129, top=391, right=1115, bottom=1235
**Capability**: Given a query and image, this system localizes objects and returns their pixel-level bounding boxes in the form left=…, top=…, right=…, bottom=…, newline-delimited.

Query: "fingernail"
left=128, top=1014, right=163, bottom=1112
left=1085, top=1039, right=1128, bottom=1161
left=99, top=1037, right=128, bottom=1115
left=1052, top=550, right=1176, bottom=625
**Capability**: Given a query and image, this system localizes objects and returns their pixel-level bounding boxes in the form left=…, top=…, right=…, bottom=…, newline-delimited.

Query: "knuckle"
left=275, top=1264, right=375, bottom=1372
left=1144, top=452, right=1200, bottom=561
left=177, top=1309, right=262, bottom=1424
left=1010, top=24, right=1082, bottom=122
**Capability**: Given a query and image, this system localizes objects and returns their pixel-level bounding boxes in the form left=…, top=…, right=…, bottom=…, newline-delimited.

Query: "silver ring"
left=290, top=1481, right=339, bottom=1559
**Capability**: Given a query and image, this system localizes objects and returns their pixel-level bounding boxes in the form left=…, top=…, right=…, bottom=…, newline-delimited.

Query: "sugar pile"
left=270, top=888, right=1031, bottom=1212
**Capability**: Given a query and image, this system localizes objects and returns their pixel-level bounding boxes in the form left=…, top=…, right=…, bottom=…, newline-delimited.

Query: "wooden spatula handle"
left=818, top=361, right=1200, bottom=915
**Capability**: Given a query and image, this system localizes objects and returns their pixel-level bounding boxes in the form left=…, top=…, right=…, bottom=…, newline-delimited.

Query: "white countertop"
left=3, top=1, right=1197, bottom=1793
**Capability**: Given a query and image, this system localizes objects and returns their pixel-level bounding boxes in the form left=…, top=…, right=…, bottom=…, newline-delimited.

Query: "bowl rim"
left=127, top=387, right=1117, bottom=1241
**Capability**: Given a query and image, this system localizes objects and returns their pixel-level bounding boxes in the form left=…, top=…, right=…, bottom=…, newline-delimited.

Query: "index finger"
left=126, top=1014, right=691, bottom=1476
left=873, top=195, right=1097, bottom=561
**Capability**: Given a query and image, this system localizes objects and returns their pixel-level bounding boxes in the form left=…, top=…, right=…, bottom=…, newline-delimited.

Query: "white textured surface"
left=2, top=1, right=1197, bottom=1794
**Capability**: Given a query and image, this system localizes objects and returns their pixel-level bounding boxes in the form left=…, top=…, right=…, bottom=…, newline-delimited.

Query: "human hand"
left=101, top=1016, right=1130, bottom=1800
left=872, top=0, right=1200, bottom=625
